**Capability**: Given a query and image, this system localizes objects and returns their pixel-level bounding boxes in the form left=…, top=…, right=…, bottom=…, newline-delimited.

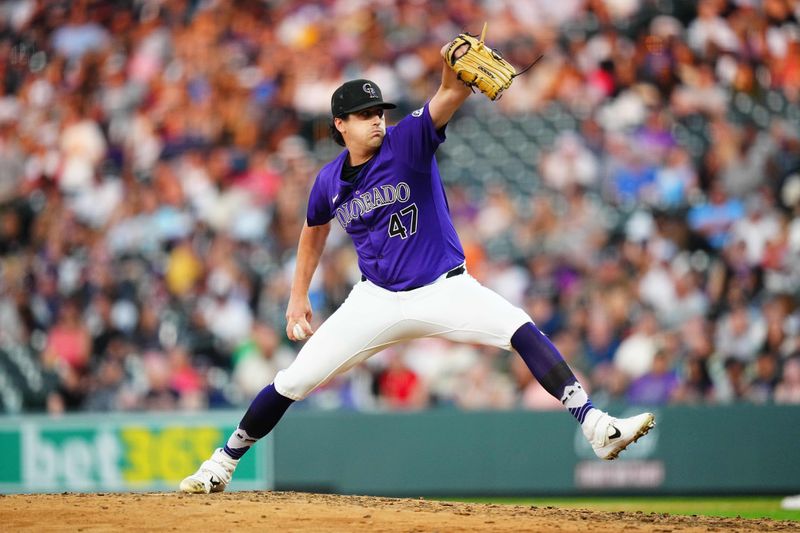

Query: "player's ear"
left=330, top=117, right=347, bottom=147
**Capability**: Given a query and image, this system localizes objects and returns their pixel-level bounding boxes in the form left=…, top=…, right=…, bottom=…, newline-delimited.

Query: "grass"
left=432, top=496, right=800, bottom=521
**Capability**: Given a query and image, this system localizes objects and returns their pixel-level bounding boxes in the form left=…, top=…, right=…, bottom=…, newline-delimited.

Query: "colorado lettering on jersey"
left=335, top=181, right=411, bottom=229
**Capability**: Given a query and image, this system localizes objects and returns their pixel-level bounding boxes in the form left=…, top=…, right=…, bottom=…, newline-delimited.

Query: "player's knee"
left=273, top=370, right=317, bottom=401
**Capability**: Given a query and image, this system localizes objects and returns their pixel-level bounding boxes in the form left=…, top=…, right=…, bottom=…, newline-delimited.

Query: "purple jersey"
left=306, top=103, right=465, bottom=291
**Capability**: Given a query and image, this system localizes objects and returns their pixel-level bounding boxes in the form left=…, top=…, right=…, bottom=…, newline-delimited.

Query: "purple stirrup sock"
left=511, top=322, right=594, bottom=423
left=223, top=384, right=294, bottom=460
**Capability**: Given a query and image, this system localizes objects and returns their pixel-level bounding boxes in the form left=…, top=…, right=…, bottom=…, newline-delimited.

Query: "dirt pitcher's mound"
left=1, top=491, right=796, bottom=532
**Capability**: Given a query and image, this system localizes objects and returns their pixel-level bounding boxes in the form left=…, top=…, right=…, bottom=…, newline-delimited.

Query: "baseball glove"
left=444, top=23, right=517, bottom=101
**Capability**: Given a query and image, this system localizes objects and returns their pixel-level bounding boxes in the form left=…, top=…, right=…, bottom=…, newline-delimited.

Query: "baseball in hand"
left=292, top=323, right=308, bottom=341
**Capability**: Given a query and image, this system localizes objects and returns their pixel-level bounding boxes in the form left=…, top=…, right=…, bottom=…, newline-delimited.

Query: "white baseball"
left=292, top=323, right=308, bottom=341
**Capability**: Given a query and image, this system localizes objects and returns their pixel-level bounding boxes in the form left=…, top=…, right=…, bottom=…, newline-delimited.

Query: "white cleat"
left=179, top=448, right=239, bottom=494
left=587, top=412, right=655, bottom=460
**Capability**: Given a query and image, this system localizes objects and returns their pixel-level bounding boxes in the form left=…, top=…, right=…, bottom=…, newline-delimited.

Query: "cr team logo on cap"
left=363, top=83, right=379, bottom=99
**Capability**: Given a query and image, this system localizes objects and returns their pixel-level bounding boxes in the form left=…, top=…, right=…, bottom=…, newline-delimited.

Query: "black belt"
left=361, top=264, right=465, bottom=290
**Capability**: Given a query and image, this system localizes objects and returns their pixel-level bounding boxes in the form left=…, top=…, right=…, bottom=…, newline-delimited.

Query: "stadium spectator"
left=687, top=179, right=746, bottom=250
left=454, top=356, right=516, bottom=411
left=774, top=356, right=800, bottom=405
left=42, top=298, right=91, bottom=373
left=613, top=308, right=661, bottom=382
left=378, top=353, right=428, bottom=411
left=747, top=351, right=781, bottom=404
left=671, top=356, right=714, bottom=404
left=714, top=357, right=750, bottom=404
left=627, top=349, right=680, bottom=406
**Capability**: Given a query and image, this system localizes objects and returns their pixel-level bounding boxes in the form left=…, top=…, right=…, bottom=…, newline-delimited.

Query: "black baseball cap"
left=331, top=79, right=396, bottom=118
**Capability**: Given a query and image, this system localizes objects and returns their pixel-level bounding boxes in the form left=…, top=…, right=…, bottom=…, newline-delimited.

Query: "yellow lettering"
left=158, top=428, right=191, bottom=481
left=193, top=427, right=223, bottom=465
left=120, top=428, right=153, bottom=482
left=122, top=426, right=224, bottom=483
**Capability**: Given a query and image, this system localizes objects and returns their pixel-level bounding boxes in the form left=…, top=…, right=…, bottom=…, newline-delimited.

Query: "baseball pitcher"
left=180, top=32, right=655, bottom=494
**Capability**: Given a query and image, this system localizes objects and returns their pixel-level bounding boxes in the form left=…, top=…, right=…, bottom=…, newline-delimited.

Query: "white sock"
left=560, top=382, right=597, bottom=429
left=223, top=428, right=258, bottom=460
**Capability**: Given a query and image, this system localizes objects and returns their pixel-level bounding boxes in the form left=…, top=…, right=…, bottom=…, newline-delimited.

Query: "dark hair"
left=330, top=117, right=346, bottom=147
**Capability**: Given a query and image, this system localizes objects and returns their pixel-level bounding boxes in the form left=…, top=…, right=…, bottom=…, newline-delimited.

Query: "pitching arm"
left=286, top=221, right=331, bottom=340
left=429, top=42, right=473, bottom=130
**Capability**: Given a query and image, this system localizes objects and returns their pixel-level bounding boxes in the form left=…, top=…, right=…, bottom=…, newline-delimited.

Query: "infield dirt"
left=1, top=491, right=796, bottom=532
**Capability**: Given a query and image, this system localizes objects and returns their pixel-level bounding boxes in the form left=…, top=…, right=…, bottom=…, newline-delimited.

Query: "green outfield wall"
left=273, top=404, right=800, bottom=496
left=1, top=405, right=798, bottom=495
left=0, top=412, right=271, bottom=493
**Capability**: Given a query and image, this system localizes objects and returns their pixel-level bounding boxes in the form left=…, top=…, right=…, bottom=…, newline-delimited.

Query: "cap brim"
left=337, top=101, right=397, bottom=116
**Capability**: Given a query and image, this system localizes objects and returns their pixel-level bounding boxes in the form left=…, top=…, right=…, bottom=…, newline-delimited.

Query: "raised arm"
left=286, top=221, right=331, bottom=340
left=428, top=42, right=473, bottom=130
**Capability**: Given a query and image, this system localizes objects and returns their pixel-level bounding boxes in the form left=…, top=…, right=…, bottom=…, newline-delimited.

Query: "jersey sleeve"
left=306, top=173, right=333, bottom=226
left=386, top=102, right=446, bottom=171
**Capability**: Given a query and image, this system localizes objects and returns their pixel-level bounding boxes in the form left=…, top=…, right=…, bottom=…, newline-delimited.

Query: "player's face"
left=339, top=107, right=386, bottom=151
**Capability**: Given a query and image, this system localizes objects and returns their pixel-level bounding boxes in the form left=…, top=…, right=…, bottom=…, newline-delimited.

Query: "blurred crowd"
left=1, top=0, right=800, bottom=415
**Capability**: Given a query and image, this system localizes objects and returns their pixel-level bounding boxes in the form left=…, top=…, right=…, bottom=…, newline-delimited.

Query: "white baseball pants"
left=273, top=271, right=531, bottom=401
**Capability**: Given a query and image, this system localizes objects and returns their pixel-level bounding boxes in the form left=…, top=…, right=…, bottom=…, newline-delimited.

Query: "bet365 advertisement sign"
left=0, top=413, right=271, bottom=493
